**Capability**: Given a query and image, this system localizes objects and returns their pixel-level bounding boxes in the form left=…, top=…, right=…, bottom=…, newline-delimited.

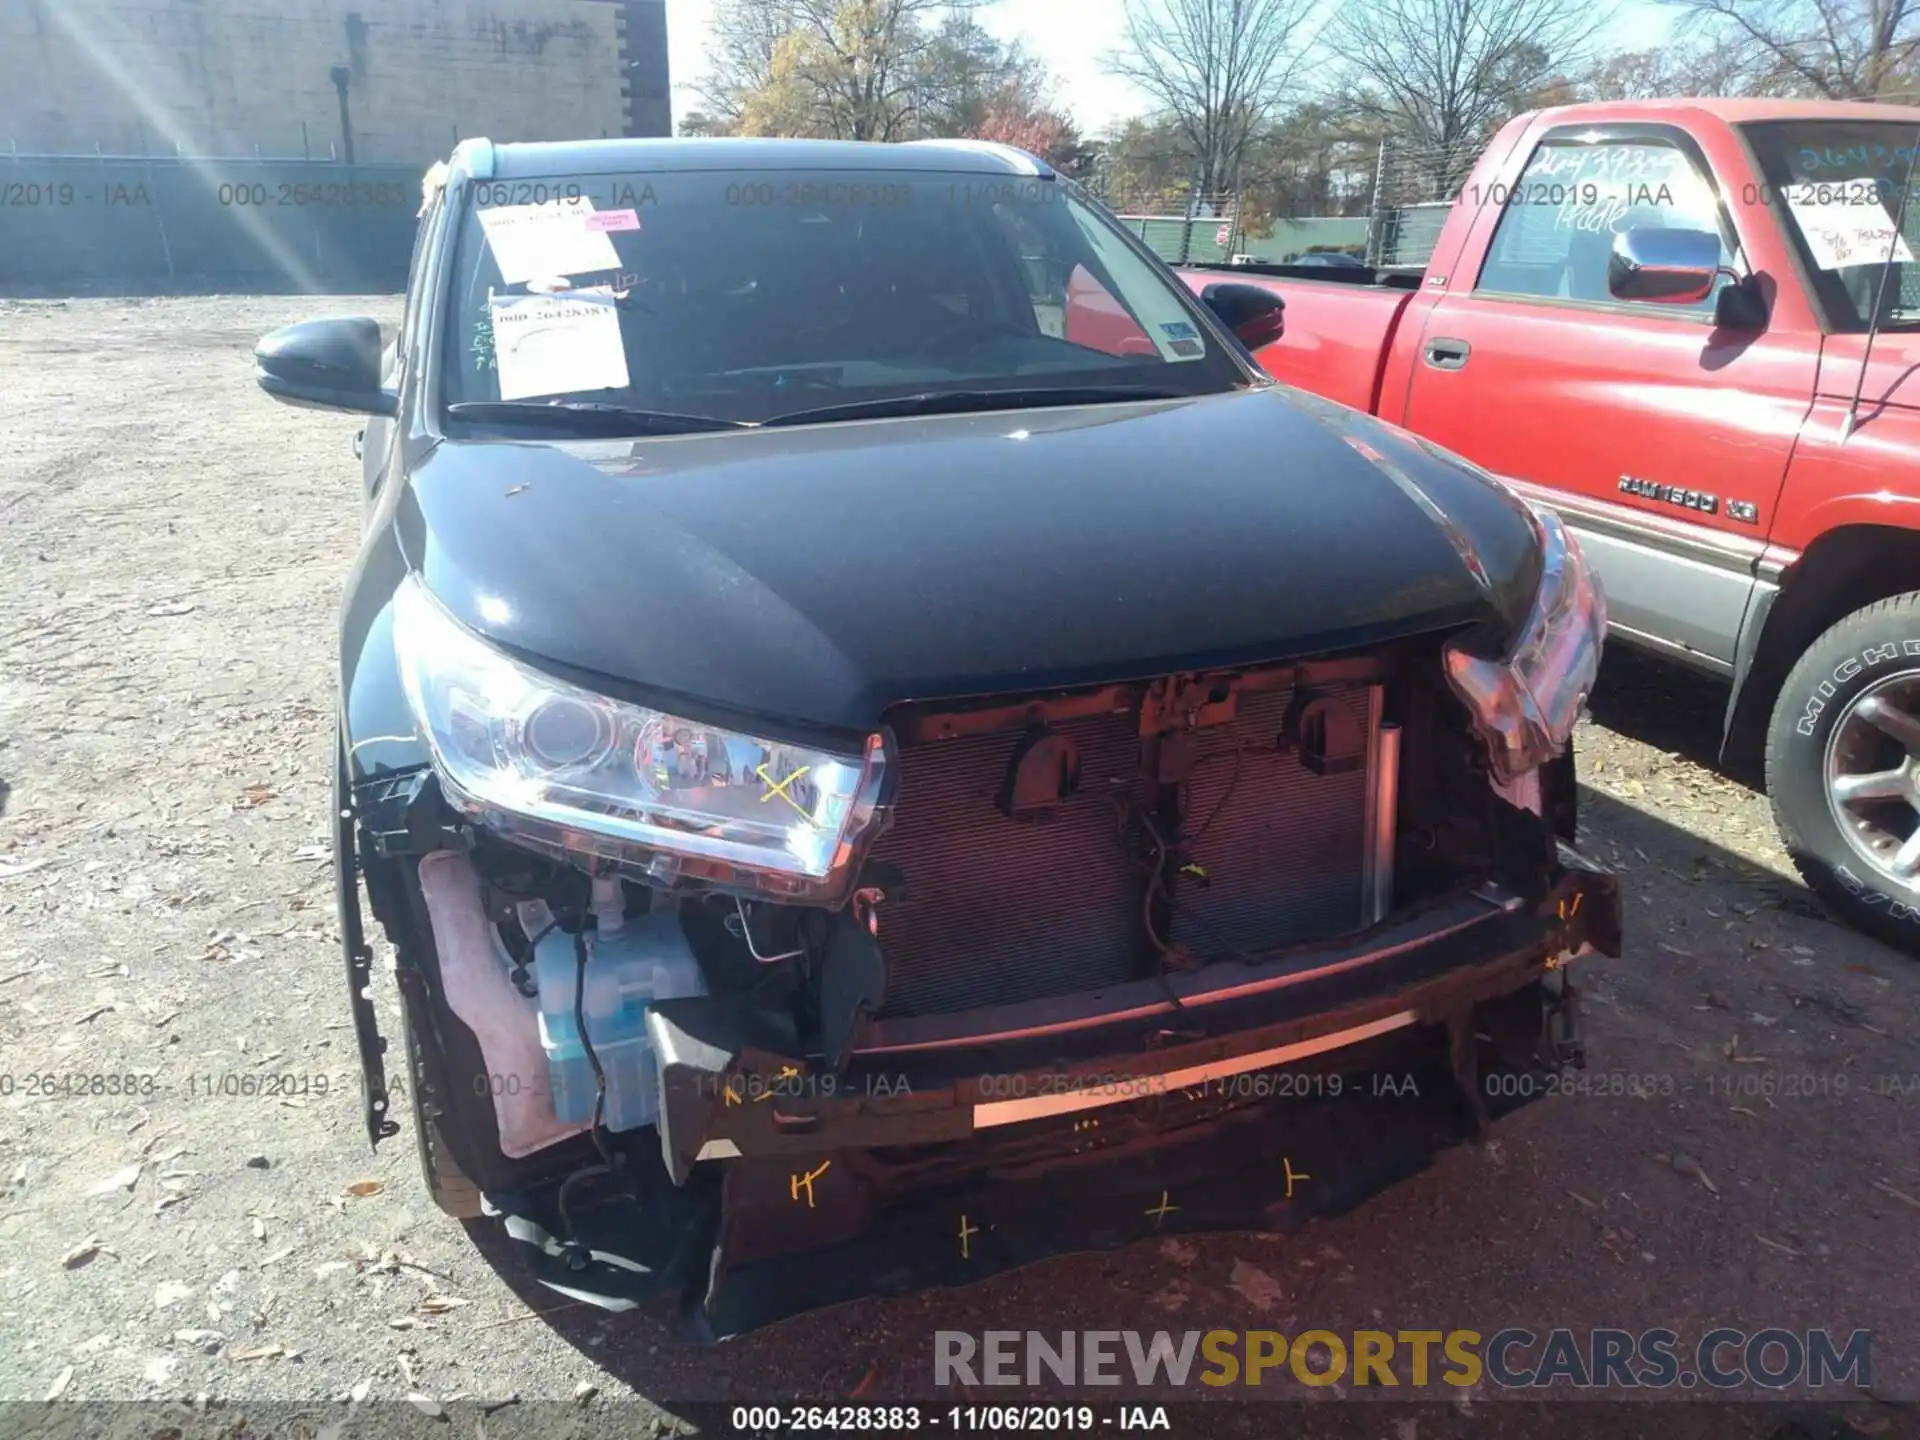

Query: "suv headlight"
left=1443, top=509, right=1606, bottom=785
left=392, top=576, right=890, bottom=901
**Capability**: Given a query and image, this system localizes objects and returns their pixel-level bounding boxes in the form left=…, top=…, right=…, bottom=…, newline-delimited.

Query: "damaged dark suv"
left=256, top=135, right=1621, bottom=1339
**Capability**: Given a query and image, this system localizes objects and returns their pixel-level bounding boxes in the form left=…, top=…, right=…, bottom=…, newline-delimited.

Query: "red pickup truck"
left=1175, top=98, right=1920, bottom=954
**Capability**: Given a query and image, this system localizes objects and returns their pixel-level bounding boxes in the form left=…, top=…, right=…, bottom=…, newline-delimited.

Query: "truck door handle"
left=1424, top=338, right=1471, bottom=371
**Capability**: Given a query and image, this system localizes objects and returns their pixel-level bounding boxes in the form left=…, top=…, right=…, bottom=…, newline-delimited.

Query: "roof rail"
left=904, top=138, right=1051, bottom=178
left=450, top=137, right=497, bottom=182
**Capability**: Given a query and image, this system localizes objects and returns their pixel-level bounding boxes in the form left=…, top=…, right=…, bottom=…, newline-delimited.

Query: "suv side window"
left=1475, top=139, right=1735, bottom=311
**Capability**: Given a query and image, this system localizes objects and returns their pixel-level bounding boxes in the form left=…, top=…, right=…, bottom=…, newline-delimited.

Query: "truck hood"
left=393, top=386, right=1543, bottom=737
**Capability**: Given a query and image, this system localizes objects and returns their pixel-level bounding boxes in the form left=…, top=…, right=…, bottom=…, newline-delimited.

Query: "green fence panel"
left=1379, top=203, right=1450, bottom=270
left=1114, top=215, right=1243, bottom=265
left=1131, top=218, right=1188, bottom=262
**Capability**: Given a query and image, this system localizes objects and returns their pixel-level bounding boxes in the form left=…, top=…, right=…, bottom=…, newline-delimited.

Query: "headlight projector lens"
left=521, top=697, right=614, bottom=770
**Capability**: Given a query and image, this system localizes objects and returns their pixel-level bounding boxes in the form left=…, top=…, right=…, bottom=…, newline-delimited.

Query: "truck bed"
left=1184, top=260, right=1425, bottom=290
left=1178, top=264, right=1421, bottom=415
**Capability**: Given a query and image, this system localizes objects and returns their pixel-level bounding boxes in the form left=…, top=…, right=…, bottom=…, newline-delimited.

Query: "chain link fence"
left=1362, top=136, right=1482, bottom=269
left=1082, top=135, right=1480, bottom=273
left=1106, top=192, right=1247, bottom=265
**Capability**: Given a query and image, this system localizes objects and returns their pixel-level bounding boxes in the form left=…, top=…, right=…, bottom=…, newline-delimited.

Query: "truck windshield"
left=438, top=168, right=1248, bottom=429
left=1744, top=120, right=1920, bottom=331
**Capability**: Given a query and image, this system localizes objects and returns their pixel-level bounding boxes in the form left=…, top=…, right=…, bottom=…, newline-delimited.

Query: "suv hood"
left=393, top=386, right=1542, bottom=736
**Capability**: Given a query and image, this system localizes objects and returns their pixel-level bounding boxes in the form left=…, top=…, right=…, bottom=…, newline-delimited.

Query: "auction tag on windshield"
left=478, top=196, right=623, bottom=284
left=1785, top=183, right=1916, bottom=269
left=488, top=289, right=630, bottom=400
left=585, top=208, right=641, bottom=232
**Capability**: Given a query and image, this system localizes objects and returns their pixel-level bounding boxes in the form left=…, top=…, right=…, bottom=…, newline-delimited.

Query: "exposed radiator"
left=869, top=709, right=1143, bottom=1018
left=1169, top=684, right=1377, bottom=957
left=869, top=681, right=1379, bottom=1018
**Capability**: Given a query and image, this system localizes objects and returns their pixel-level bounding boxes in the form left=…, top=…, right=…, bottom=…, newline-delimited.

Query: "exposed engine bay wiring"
left=727, top=896, right=808, bottom=963
left=1184, top=739, right=1243, bottom=846
left=504, top=914, right=558, bottom=999
left=556, top=926, right=617, bottom=1255
left=1111, top=740, right=1263, bottom=1003
left=1132, top=807, right=1192, bottom=1008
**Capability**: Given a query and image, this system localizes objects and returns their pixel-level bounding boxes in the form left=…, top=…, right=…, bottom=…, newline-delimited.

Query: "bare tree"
left=1106, top=0, right=1320, bottom=197
left=1660, top=0, right=1920, bottom=99
left=1323, top=0, right=1607, bottom=192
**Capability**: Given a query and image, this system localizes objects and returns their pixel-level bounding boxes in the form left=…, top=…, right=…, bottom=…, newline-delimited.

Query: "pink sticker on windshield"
left=585, top=210, right=641, bottom=233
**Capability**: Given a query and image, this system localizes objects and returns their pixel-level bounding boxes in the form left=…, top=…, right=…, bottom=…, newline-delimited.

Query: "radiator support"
left=868, top=668, right=1387, bottom=1017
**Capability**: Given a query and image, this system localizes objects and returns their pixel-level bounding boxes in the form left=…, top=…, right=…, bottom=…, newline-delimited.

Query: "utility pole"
left=329, top=64, right=356, bottom=166
left=1366, top=138, right=1390, bottom=268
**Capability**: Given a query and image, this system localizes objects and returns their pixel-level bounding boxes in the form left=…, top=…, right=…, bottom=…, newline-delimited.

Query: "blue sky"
left=665, top=0, right=1677, bottom=134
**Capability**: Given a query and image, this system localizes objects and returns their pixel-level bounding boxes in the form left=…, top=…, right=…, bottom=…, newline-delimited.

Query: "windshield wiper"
left=758, top=386, right=1196, bottom=428
left=446, top=400, right=748, bottom=435
left=449, top=387, right=1199, bottom=436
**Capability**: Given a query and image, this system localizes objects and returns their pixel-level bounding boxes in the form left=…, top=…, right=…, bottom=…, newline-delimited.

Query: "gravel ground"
left=0, top=298, right=1917, bottom=1432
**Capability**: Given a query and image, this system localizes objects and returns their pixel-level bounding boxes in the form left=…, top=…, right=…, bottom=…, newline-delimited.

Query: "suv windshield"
left=439, top=166, right=1248, bottom=429
left=1745, top=119, right=1920, bottom=331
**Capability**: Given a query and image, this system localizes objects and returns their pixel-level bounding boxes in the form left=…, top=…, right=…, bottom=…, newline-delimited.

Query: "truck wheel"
left=1767, top=592, right=1920, bottom=956
left=399, top=985, right=487, bottom=1220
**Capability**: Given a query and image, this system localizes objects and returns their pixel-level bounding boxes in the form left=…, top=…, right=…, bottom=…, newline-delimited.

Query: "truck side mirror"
left=1199, top=281, right=1286, bottom=350
left=255, top=317, right=397, bottom=416
left=1713, top=275, right=1769, bottom=330
left=1606, top=228, right=1723, bottom=305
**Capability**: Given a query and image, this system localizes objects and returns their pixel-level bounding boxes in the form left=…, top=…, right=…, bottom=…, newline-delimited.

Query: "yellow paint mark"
left=959, top=1213, right=979, bottom=1260
left=789, top=1159, right=830, bottom=1208
left=1283, top=1157, right=1311, bottom=1200
left=1180, top=864, right=1208, bottom=879
left=1570, top=893, right=1583, bottom=916
left=753, top=1064, right=801, bottom=1103
left=755, top=762, right=813, bottom=819
left=723, top=1079, right=743, bottom=1107
left=1146, top=1191, right=1178, bottom=1227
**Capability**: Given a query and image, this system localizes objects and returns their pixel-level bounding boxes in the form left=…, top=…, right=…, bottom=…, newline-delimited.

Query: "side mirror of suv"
left=1199, top=281, right=1287, bottom=350
left=255, top=317, right=396, bottom=416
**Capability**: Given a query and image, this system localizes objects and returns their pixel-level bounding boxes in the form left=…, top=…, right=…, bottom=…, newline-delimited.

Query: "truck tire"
left=1767, top=592, right=1920, bottom=956
left=399, top=984, right=487, bottom=1220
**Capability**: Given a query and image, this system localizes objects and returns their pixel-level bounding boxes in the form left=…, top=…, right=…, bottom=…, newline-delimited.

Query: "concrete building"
left=1, top=0, right=671, bottom=160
